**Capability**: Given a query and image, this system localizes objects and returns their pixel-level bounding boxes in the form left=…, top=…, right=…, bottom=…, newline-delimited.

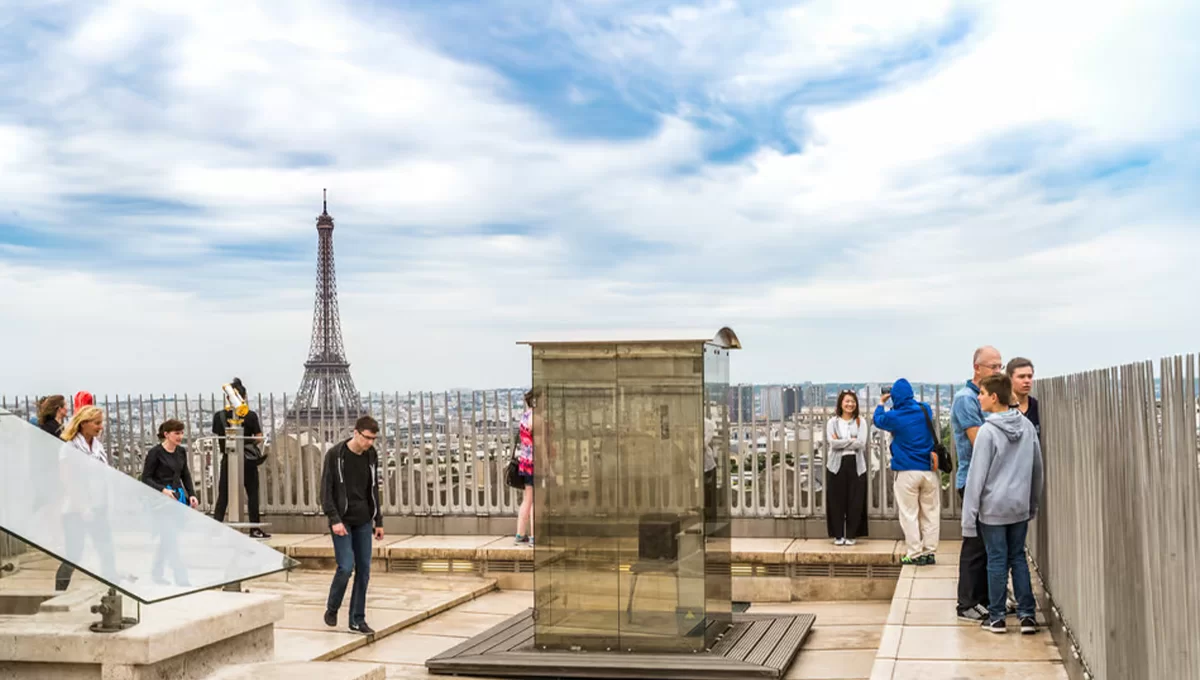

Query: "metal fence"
left=2, top=383, right=964, bottom=521
left=1031, top=355, right=1200, bottom=680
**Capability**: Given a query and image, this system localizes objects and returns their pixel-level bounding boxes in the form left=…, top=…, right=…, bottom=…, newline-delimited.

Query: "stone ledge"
left=205, top=660, right=385, bottom=680
left=787, top=539, right=901, bottom=565
left=0, top=591, right=284, bottom=666
left=270, top=533, right=910, bottom=567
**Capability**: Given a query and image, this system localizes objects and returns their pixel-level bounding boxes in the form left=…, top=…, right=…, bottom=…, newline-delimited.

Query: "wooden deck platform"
left=426, top=609, right=815, bottom=679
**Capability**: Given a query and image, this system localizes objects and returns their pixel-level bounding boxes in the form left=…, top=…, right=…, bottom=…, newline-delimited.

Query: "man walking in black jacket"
left=322, top=416, right=385, bottom=635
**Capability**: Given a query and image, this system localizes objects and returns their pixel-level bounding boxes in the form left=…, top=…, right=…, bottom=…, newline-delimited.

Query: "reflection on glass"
left=531, top=338, right=734, bottom=653
left=0, top=408, right=295, bottom=603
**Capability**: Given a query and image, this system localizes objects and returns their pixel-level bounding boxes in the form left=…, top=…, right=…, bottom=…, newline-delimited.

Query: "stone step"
left=38, top=584, right=106, bottom=613
left=204, top=661, right=384, bottom=680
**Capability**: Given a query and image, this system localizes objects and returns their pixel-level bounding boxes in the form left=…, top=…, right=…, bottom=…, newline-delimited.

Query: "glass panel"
left=616, top=345, right=706, bottom=652
left=533, top=351, right=621, bottom=651
left=0, top=409, right=295, bottom=604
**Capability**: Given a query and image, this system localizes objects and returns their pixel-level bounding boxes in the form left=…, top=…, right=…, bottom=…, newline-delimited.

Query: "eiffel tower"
left=288, top=190, right=365, bottom=434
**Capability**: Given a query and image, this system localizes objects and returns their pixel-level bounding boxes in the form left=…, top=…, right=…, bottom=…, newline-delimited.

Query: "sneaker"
left=528, top=536, right=534, bottom=547
left=957, top=604, right=988, bottom=622
left=1020, top=616, right=1039, bottom=635
left=324, top=610, right=337, bottom=627
left=923, top=554, right=936, bottom=565
left=833, top=537, right=845, bottom=546
left=349, top=621, right=375, bottom=635
left=900, top=555, right=918, bottom=565
left=981, top=618, right=1007, bottom=634
left=844, top=538, right=857, bottom=546
left=514, top=534, right=528, bottom=545
left=249, top=528, right=271, bottom=539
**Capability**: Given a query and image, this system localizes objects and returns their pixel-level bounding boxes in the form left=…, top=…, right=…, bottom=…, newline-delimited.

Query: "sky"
left=1, top=0, right=1198, bottom=396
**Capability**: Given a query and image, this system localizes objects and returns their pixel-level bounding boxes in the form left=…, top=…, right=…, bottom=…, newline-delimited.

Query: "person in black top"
left=1007, top=358, right=1041, bottom=435
left=320, top=415, right=384, bottom=635
left=211, top=377, right=270, bottom=538
left=143, top=419, right=195, bottom=586
left=37, top=395, right=67, bottom=437
left=142, top=419, right=198, bottom=508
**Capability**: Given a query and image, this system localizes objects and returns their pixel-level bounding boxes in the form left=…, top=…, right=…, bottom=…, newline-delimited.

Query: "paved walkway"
left=869, top=540, right=1068, bottom=680
left=3, top=535, right=1071, bottom=679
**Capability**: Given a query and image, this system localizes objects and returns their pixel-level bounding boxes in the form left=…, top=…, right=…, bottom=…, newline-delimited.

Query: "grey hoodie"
left=960, top=409, right=1043, bottom=537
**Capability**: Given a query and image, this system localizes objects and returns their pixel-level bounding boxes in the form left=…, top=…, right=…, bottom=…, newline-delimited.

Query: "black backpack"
left=922, top=404, right=952, bottom=474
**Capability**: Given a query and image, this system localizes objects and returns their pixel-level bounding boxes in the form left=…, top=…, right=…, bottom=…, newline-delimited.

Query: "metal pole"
left=228, top=421, right=244, bottom=524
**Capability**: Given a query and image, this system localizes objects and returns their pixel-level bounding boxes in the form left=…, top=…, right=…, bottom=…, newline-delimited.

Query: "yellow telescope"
left=222, top=383, right=250, bottom=421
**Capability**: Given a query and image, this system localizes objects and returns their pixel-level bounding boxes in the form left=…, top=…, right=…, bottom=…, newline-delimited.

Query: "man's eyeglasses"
left=358, top=432, right=378, bottom=442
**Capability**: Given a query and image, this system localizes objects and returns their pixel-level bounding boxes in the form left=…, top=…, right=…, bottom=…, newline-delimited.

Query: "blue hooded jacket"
left=872, top=379, right=937, bottom=472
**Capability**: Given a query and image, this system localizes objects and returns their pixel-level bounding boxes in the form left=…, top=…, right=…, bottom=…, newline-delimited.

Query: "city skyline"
left=2, top=1, right=1198, bottom=395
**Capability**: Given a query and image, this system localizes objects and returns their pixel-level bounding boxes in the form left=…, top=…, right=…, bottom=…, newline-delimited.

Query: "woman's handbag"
left=504, top=437, right=524, bottom=489
left=922, top=405, right=953, bottom=474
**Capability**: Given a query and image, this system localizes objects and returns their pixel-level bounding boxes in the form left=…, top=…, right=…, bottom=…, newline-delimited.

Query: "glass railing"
left=0, top=408, right=295, bottom=603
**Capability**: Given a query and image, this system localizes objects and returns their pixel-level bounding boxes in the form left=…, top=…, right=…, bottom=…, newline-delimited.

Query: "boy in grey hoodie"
left=960, top=374, right=1043, bottom=634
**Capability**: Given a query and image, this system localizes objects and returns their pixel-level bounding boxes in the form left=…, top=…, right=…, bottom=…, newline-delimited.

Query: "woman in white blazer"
left=826, top=390, right=869, bottom=545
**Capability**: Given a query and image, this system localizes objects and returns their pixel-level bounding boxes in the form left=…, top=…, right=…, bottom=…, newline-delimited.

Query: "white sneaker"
left=833, top=538, right=846, bottom=546
left=844, top=539, right=857, bottom=546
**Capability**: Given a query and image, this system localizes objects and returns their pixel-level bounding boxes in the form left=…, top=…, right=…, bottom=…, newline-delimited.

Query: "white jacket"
left=59, top=434, right=110, bottom=513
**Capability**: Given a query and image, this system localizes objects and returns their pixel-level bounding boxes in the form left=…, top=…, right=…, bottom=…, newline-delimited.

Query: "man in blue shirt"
left=951, top=345, right=1003, bottom=621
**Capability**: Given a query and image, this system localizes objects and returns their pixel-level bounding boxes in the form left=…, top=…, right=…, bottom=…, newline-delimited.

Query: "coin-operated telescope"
left=222, top=382, right=249, bottom=425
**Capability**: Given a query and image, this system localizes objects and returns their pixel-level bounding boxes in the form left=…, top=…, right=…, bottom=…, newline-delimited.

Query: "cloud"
left=1, top=0, right=1198, bottom=396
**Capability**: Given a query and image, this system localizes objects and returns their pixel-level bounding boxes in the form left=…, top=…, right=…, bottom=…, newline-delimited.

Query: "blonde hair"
left=62, top=406, right=105, bottom=441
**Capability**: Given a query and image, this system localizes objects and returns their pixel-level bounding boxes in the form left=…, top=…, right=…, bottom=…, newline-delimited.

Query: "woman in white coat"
left=826, top=390, right=869, bottom=545
left=55, top=406, right=118, bottom=590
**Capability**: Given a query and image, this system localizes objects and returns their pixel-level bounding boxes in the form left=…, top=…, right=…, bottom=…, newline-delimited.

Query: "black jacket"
left=39, top=417, right=62, bottom=437
left=320, top=439, right=383, bottom=528
left=141, top=444, right=196, bottom=499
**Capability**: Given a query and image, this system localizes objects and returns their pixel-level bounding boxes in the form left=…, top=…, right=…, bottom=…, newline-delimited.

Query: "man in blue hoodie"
left=873, top=379, right=939, bottom=566
left=961, top=373, right=1043, bottom=634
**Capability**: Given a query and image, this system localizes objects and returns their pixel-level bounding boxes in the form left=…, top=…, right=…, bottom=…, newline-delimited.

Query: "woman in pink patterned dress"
left=514, top=390, right=535, bottom=546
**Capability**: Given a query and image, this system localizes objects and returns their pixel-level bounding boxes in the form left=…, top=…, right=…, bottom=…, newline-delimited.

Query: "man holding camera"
left=873, top=379, right=941, bottom=566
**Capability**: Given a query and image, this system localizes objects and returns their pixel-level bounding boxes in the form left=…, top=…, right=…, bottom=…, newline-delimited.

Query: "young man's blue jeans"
left=326, top=522, right=373, bottom=625
left=978, top=520, right=1036, bottom=622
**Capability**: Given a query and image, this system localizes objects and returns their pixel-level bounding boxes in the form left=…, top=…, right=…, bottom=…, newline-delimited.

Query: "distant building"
left=783, top=386, right=801, bottom=419
left=727, top=385, right=755, bottom=423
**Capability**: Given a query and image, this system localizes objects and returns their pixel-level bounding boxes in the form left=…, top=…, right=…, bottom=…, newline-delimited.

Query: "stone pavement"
left=244, top=570, right=496, bottom=662
left=2, top=536, right=1071, bottom=679
left=868, top=540, right=1068, bottom=680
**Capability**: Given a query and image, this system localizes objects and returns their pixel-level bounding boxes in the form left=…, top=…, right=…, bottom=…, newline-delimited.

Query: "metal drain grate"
left=871, top=565, right=902, bottom=578
left=831, top=565, right=870, bottom=579
left=794, top=564, right=833, bottom=577
left=486, top=560, right=534, bottom=574
left=762, top=563, right=788, bottom=578
left=389, top=559, right=421, bottom=573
